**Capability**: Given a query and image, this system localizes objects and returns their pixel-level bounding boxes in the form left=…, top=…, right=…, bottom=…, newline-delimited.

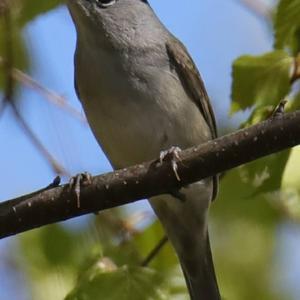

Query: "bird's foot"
left=69, top=172, right=92, bottom=208
left=159, top=146, right=182, bottom=181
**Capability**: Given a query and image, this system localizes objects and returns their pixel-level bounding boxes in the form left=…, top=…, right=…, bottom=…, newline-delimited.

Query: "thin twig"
left=13, top=67, right=86, bottom=122
left=11, top=102, right=69, bottom=176
left=141, top=236, right=168, bottom=267
left=0, top=6, right=69, bottom=176
left=0, top=56, right=86, bottom=123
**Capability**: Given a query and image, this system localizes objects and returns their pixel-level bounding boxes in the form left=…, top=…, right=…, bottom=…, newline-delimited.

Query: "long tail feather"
left=181, top=232, right=221, bottom=300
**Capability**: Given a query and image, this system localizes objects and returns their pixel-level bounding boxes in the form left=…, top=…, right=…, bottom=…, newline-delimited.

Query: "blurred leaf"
left=18, top=224, right=84, bottom=300
left=279, top=145, right=300, bottom=220
left=231, top=51, right=293, bottom=113
left=0, top=0, right=63, bottom=91
left=213, top=169, right=279, bottom=225
left=92, top=210, right=148, bottom=267
left=94, top=209, right=132, bottom=245
left=212, top=217, right=282, bottom=300
left=99, top=218, right=188, bottom=298
left=39, top=224, right=79, bottom=267
left=101, top=238, right=141, bottom=268
left=66, top=264, right=167, bottom=300
left=240, top=105, right=274, bottom=127
left=242, top=150, right=291, bottom=195
left=19, top=224, right=88, bottom=271
left=211, top=169, right=284, bottom=300
left=17, top=0, right=64, bottom=26
left=0, top=20, right=28, bottom=90
left=274, top=0, right=300, bottom=54
left=290, top=91, right=300, bottom=110
left=133, top=221, right=178, bottom=271
left=248, top=92, right=300, bottom=119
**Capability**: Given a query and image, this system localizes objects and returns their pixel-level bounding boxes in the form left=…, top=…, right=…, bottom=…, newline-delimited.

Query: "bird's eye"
left=95, top=0, right=117, bottom=8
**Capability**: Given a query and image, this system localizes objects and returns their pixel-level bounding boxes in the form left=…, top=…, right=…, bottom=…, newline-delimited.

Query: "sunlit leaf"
left=279, top=145, right=300, bottom=220
left=231, top=51, right=293, bottom=113
left=213, top=170, right=279, bottom=224
left=0, top=0, right=63, bottom=91
left=66, top=263, right=167, bottom=300
left=19, top=224, right=88, bottom=270
left=0, top=21, right=28, bottom=90
left=243, top=150, right=291, bottom=195
left=274, top=0, right=300, bottom=54
left=132, top=221, right=178, bottom=271
left=17, top=0, right=64, bottom=26
left=211, top=170, right=283, bottom=300
left=18, top=225, right=83, bottom=300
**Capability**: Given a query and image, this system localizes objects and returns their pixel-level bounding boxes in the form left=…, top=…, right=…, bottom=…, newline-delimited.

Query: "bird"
left=67, top=0, right=221, bottom=299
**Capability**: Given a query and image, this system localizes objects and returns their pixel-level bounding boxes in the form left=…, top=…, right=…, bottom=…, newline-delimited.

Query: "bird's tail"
left=180, top=231, right=221, bottom=300
left=149, top=183, right=220, bottom=300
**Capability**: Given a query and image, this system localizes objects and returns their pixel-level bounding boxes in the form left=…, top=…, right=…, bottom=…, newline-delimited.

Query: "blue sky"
left=1, top=0, right=300, bottom=299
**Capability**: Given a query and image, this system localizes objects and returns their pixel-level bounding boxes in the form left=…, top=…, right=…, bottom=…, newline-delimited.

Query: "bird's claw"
left=69, top=172, right=92, bottom=208
left=159, top=146, right=182, bottom=181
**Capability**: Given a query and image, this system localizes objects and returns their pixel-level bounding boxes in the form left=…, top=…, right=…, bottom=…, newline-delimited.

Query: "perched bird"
left=67, top=0, right=220, bottom=299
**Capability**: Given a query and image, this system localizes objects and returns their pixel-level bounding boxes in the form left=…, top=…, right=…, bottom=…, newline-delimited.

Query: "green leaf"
left=234, top=105, right=292, bottom=196
left=274, top=0, right=300, bottom=54
left=213, top=170, right=279, bottom=224
left=18, top=225, right=87, bottom=300
left=132, top=221, right=178, bottom=271
left=0, top=0, right=63, bottom=93
left=242, top=150, right=291, bottom=195
left=0, top=22, right=29, bottom=90
left=231, top=51, right=293, bottom=113
left=211, top=170, right=283, bottom=299
left=39, top=225, right=79, bottom=267
left=278, top=146, right=300, bottom=220
left=19, top=224, right=82, bottom=269
left=17, top=0, right=64, bottom=26
left=239, top=106, right=273, bottom=128
left=290, top=91, right=300, bottom=110
left=65, top=264, right=167, bottom=300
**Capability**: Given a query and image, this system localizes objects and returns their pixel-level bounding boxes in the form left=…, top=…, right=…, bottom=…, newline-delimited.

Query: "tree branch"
left=1, top=110, right=300, bottom=239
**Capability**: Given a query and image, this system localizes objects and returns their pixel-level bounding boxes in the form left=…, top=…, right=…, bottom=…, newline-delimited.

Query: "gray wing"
left=166, top=38, right=218, bottom=200
left=166, top=38, right=217, bottom=139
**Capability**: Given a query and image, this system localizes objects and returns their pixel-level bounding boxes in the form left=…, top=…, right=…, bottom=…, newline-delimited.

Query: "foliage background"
left=1, top=0, right=300, bottom=299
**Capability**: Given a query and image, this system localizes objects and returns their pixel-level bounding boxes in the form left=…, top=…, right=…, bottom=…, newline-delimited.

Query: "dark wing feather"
left=166, top=38, right=217, bottom=139
left=166, top=38, right=218, bottom=200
